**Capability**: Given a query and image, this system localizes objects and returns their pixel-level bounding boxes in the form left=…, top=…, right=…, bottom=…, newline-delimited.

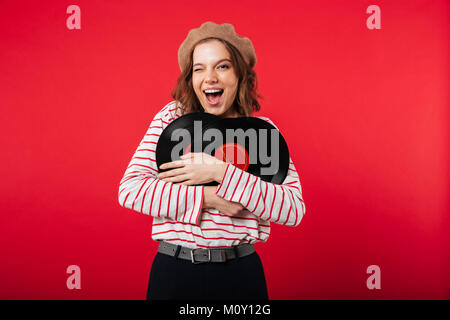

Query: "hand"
left=158, top=152, right=228, bottom=186
left=203, top=186, right=245, bottom=216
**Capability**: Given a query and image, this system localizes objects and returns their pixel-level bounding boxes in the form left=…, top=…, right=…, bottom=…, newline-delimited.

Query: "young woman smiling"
left=118, top=22, right=306, bottom=300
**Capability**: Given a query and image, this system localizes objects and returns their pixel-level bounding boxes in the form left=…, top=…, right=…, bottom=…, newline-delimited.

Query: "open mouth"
left=203, top=89, right=224, bottom=105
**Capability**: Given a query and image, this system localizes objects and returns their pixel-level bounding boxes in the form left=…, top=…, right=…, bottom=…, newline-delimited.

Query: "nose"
left=204, top=68, right=218, bottom=83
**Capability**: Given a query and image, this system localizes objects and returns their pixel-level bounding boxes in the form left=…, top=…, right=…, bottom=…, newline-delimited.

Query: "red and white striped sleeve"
left=215, top=117, right=306, bottom=227
left=118, top=102, right=204, bottom=225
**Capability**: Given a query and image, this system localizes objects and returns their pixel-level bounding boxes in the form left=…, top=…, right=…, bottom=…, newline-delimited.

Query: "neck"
left=220, top=105, right=241, bottom=119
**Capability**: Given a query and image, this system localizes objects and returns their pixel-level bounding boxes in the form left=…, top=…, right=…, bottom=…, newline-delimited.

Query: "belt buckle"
left=191, top=248, right=211, bottom=264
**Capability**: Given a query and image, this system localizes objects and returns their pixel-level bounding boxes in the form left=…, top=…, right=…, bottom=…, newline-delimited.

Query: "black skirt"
left=146, top=250, right=269, bottom=300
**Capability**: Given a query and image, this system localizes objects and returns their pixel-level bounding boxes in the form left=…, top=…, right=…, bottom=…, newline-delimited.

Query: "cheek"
left=193, top=85, right=202, bottom=98
left=225, top=84, right=238, bottom=98
left=224, top=77, right=238, bottom=95
left=191, top=77, right=201, bottom=91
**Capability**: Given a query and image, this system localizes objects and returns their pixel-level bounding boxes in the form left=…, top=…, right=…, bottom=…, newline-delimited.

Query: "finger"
left=181, top=153, right=200, bottom=164
left=160, top=160, right=186, bottom=170
left=162, top=174, right=190, bottom=183
left=180, top=180, right=196, bottom=186
left=158, top=168, right=185, bottom=179
left=180, top=153, right=193, bottom=159
left=223, top=211, right=238, bottom=217
left=189, top=152, right=209, bottom=164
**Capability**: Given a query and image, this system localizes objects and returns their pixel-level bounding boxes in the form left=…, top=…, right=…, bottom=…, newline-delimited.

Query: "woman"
left=118, top=21, right=306, bottom=300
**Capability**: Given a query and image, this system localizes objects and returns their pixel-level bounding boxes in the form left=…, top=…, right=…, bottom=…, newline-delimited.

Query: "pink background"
left=0, top=0, right=448, bottom=299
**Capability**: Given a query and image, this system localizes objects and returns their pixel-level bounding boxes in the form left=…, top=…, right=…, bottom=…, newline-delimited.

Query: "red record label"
left=184, top=143, right=191, bottom=154
left=214, top=142, right=249, bottom=172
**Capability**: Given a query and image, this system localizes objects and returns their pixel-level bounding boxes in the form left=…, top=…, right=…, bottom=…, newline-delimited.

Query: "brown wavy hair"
left=171, top=37, right=262, bottom=117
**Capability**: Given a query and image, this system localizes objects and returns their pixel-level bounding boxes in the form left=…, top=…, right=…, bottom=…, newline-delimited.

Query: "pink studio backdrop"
left=0, top=0, right=448, bottom=299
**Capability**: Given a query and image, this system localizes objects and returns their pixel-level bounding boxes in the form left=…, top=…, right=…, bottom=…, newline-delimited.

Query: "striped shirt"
left=118, top=101, right=306, bottom=249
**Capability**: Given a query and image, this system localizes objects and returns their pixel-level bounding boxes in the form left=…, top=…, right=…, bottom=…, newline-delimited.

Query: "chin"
left=202, top=105, right=225, bottom=116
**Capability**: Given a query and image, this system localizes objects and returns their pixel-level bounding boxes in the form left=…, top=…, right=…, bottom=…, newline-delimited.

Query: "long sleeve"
left=215, top=117, right=306, bottom=227
left=215, top=162, right=305, bottom=226
left=118, top=102, right=204, bottom=225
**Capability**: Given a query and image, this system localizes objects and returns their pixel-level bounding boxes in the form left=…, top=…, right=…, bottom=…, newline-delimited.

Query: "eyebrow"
left=193, top=58, right=232, bottom=67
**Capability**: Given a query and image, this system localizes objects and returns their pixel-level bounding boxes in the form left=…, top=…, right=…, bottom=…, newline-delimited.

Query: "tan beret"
left=178, top=21, right=257, bottom=73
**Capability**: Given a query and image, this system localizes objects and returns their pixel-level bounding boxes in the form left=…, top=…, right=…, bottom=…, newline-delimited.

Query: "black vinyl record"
left=155, top=112, right=221, bottom=173
left=218, top=117, right=290, bottom=184
left=155, top=112, right=290, bottom=185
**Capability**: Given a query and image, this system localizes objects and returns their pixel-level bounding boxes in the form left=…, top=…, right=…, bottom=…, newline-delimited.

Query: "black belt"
left=157, top=241, right=256, bottom=264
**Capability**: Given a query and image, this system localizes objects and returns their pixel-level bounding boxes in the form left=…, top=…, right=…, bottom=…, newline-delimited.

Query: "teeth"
left=204, top=89, right=223, bottom=93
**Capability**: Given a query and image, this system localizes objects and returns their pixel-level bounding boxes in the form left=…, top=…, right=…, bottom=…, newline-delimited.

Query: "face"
left=192, top=40, right=239, bottom=118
